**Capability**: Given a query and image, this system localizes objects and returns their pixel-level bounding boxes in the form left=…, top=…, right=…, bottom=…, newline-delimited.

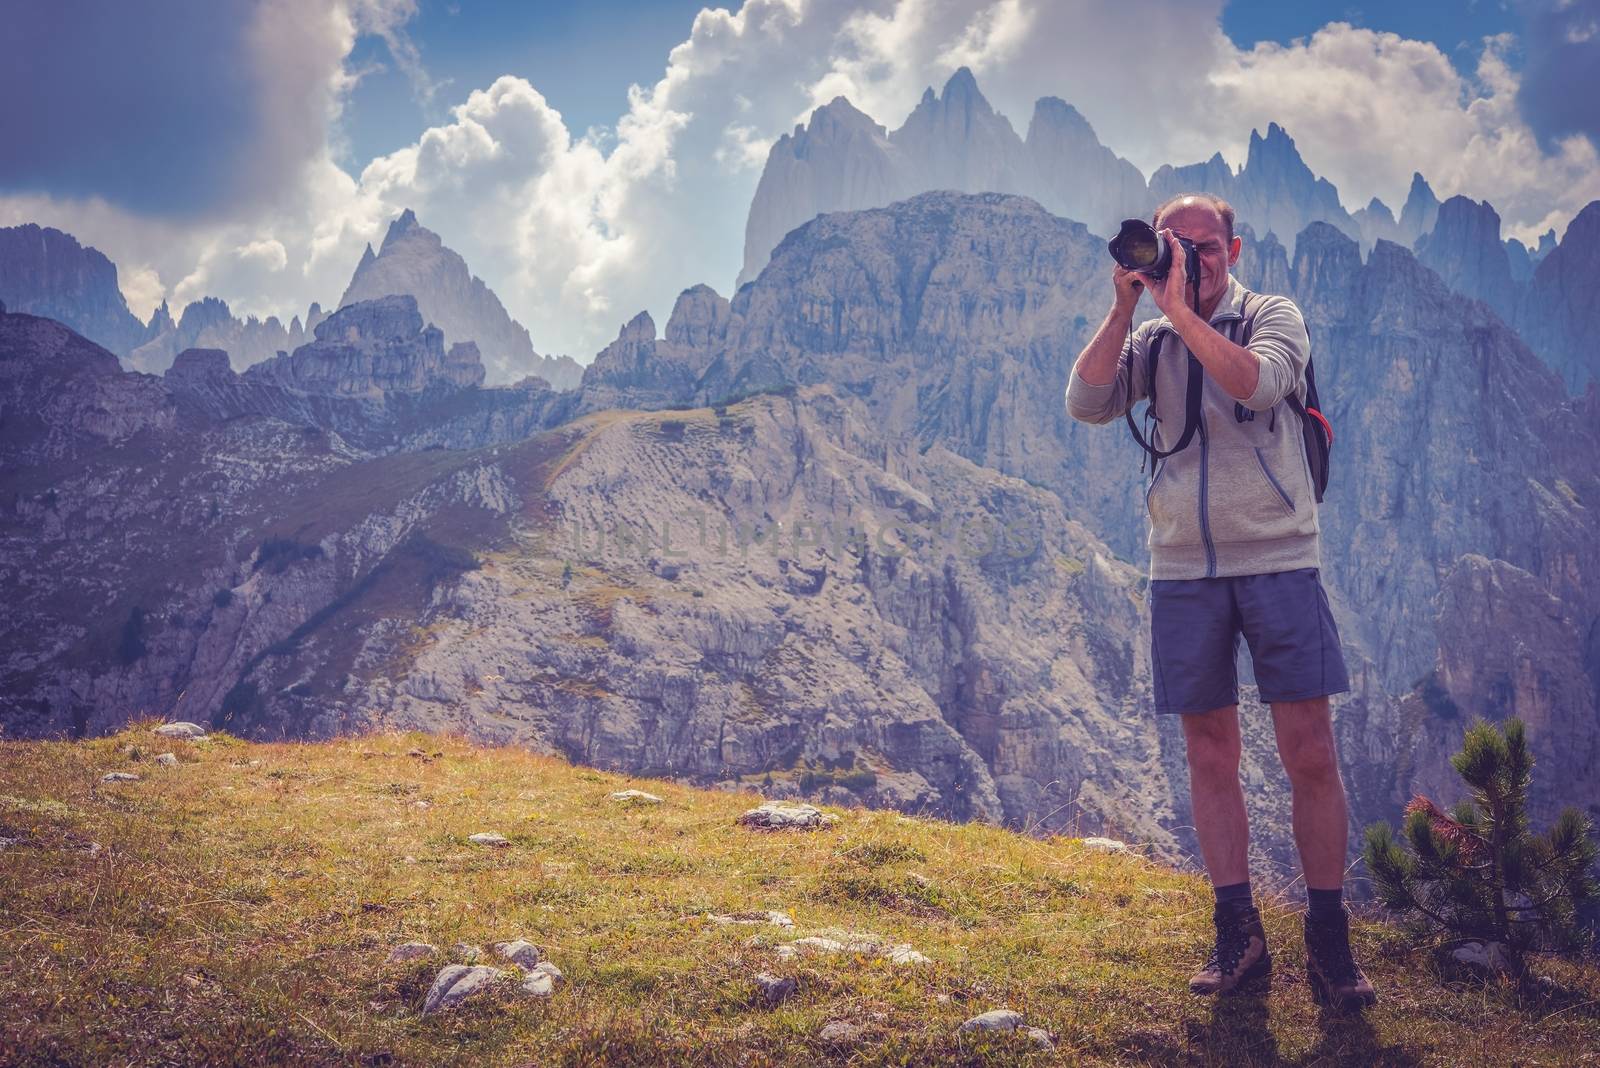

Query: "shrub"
left=1363, top=717, right=1599, bottom=971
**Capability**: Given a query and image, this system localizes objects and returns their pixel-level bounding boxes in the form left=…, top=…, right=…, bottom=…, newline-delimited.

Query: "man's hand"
left=1144, top=228, right=1192, bottom=321
left=1112, top=263, right=1145, bottom=314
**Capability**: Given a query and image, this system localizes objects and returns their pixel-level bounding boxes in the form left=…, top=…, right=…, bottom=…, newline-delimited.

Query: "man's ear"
left=1228, top=235, right=1242, bottom=266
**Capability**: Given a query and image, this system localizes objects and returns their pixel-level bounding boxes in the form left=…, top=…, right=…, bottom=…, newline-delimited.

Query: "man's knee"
left=1181, top=704, right=1241, bottom=777
left=1273, top=700, right=1340, bottom=784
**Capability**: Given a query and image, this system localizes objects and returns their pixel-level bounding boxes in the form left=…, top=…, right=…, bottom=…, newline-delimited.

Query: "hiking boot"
left=1189, top=903, right=1272, bottom=995
left=1303, top=908, right=1378, bottom=1012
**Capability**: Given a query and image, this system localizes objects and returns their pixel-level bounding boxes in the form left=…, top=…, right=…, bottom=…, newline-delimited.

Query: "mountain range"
left=1, top=66, right=1596, bottom=873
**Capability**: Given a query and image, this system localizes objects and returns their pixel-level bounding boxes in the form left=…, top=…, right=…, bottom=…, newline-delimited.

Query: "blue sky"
left=340, top=0, right=715, bottom=168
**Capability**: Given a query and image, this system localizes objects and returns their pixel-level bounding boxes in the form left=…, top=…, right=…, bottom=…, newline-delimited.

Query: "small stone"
left=1450, top=940, right=1516, bottom=975
left=519, top=961, right=564, bottom=997
left=1080, top=837, right=1129, bottom=853
left=609, top=789, right=663, bottom=805
left=736, top=801, right=840, bottom=831
left=704, top=910, right=795, bottom=928
left=0, top=836, right=20, bottom=852
left=1024, top=1027, right=1055, bottom=1051
left=959, top=1009, right=1026, bottom=1033
left=387, top=942, right=436, bottom=963
left=753, top=972, right=797, bottom=1008
left=154, top=722, right=207, bottom=739
left=883, top=944, right=930, bottom=965
left=818, top=1021, right=867, bottom=1043
left=154, top=753, right=179, bottom=766
left=453, top=943, right=484, bottom=962
left=467, top=832, right=509, bottom=848
left=411, top=800, right=430, bottom=809
left=494, top=939, right=542, bottom=969
left=421, top=964, right=502, bottom=1015
left=101, top=772, right=140, bottom=783
left=402, top=855, right=418, bottom=864
left=789, top=936, right=847, bottom=954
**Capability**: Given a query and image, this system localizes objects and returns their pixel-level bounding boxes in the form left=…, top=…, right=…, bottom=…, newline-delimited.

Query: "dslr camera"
left=1107, top=218, right=1195, bottom=282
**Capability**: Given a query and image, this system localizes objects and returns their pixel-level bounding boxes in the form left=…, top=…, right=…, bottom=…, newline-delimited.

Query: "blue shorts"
left=1150, top=566, right=1351, bottom=714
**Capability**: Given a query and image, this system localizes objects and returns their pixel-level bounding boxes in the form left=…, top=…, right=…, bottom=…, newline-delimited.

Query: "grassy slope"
left=1, top=726, right=1596, bottom=1067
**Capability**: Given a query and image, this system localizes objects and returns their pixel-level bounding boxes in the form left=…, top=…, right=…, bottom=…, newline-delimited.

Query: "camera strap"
left=1122, top=265, right=1205, bottom=469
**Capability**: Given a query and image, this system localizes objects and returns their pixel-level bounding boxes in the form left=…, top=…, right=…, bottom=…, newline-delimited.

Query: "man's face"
left=1154, top=202, right=1241, bottom=311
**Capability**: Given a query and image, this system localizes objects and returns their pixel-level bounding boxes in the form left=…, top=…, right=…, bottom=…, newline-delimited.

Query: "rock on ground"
left=100, top=772, right=140, bottom=783
left=387, top=942, right=436, bottom=963
left=959, top=1009, right=1025, bottom=1032
left=703, top=910, right=795, bottom=928
left=494, top=939, right=542, bottom=970
left=608, top=789, right=663, bottom=805
left=736, top=802, right=839, bottom=830
left=421, top=965, right=502, bottom=1015
left=154, top=722, right=207, bottom=739
left=1080, top=837, right=1129, bottom=853
left=818, top=1021, right=869, bottom=1043
left=753, top=972, right=797, bottom=1008
left=467, top=832, right=509, bottom=847
left=519, top=961, right=564, bottom=997
left=154, top=753, right=178, bottom=766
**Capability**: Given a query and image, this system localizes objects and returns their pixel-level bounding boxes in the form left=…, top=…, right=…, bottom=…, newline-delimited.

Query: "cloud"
left=0, top=0, right=353, bottom=220
left=1515, top=0, right=1600, bottom=153
left=1201, top=22, right=1600, bottom=244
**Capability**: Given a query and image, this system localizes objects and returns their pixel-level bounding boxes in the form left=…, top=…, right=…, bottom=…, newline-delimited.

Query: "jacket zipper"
left=1198, top=399, right=1216, bottom=577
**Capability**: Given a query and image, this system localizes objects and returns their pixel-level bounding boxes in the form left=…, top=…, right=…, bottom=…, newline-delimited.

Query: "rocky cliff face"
left=1415, top=196, right=1518, bottom=322
left=737, top=68, right=1158, bottom=287
left=575, top=284, right=729, bottom=414
left=340, top=209, right=582, bottom=391
left=0, top=224, right=146, bottom=356
left=738, top=68, right=1384, bottom=290
left=127, top=296, right=328, bottom=375
left=1515, top=201, right=1600, bottom=393
left=1149, top=123, right=1359, bottom=255
left=3, top=189, right=1596, bottom=875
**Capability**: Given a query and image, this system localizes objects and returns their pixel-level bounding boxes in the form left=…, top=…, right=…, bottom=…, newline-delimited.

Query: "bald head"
left=1152, top=192, right=1235, bottom=244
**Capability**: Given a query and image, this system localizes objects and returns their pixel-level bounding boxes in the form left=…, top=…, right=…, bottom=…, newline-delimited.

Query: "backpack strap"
left=1122, top=329, right=1204, bottom=461
left=1238, top=287, right=1332, bottom=502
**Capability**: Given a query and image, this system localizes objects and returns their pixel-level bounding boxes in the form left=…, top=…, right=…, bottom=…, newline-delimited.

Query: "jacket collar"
left=1153, top=273, right=1246, bottom=335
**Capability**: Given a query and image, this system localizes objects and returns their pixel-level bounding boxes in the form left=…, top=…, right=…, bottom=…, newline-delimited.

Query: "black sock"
left=1214, top=881, right=1253, bottom=914
left=1307, top=886, right=1343, bottom=920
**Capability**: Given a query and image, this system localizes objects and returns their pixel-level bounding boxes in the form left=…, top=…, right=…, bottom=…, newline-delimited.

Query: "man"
left=1064, top=193, right=1377, bottom=1012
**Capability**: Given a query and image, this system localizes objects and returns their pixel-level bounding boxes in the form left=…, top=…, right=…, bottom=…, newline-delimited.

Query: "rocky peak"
left=1397, top=171, right=1440, bottom=246
left=0, top=223, right=146, bottom=355
left=1024, top=97, right=1148, bottom=236
left=164, top=347, right=235, bottom=381
left=1515, top=199, right=1600, bottom=392
left=177, top=296, right=238, bottom=337
left=664, top=284, right=730, bottom=351
left=315, top=293, right=426, bottom=343
left=247, top=294, right=484, bottom=397
left=1351, top=196, right=1400, bottom=252
left=1415, top=195, right=1516, bottom=320
left=341, top=210, right=570, bottom=389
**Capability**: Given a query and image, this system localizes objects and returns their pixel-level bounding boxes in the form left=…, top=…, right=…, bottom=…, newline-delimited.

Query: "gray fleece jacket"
left=1065, top=274, right=1321, bottom=580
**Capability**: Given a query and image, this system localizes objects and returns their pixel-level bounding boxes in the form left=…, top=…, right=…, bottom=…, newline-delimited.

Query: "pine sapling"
left=1362, top=717, right=1599, bottom=971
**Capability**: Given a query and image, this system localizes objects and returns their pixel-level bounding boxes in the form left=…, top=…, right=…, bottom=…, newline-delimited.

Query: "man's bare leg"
left=1270, top=694, right=1377, bottom=1010
left=1180, top=703, right=1249, bottom=885
left=1267, top=695, right=1345, bottom=888
left=1181, top=702, right=1270, bottom=995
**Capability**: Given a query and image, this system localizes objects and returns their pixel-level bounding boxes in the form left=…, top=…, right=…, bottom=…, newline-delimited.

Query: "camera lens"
left=1108, top=218, right=1170, bottom=278
left=1121, top=231, right=1161, bottom=269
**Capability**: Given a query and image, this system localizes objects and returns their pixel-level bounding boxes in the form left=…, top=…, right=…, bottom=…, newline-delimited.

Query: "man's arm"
left=1066, top=266, right=1149, bottom=424
left=1147, top=235, right=1311, bottom=409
